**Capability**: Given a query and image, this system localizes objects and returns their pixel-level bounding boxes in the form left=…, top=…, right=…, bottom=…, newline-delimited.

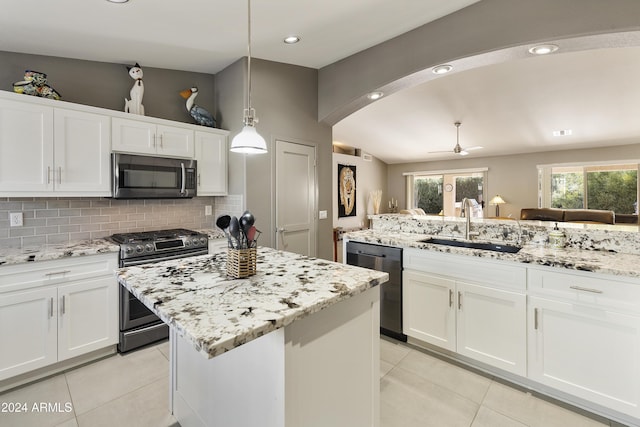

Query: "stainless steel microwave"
left=112, top=153, right=197, bottom=199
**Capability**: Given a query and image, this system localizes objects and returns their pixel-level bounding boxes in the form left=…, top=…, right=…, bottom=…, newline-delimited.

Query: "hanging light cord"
left=245, top=0, right=255, bottom=126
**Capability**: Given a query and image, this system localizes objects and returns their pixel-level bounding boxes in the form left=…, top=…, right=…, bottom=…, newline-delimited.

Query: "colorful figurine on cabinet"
left=180, top=87, right=216, bottom=127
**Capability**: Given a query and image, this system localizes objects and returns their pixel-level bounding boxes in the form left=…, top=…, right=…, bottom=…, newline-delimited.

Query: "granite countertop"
left=116, top=246, right=388, bottom=359
left=0, top=238, right=120, bottom=266
left=346, top=229, right=640, bottom=280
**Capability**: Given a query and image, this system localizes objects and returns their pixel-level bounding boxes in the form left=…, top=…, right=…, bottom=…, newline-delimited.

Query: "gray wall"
left=318, top=0, right=640, bottom=125
left=387, top=143, right=640, bottom=219
left=217, top=58, right=333, bottom=259
left=0, top=50, right=216, bottom=124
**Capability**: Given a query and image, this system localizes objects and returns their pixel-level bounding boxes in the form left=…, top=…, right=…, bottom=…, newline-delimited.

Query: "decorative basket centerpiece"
left=217, top=210, right=261, bottom=279
left=226, top=247, right=257, bottom=279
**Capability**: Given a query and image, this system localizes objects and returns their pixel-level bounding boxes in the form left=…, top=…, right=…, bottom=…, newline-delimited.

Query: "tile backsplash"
left=0, top=196, right=232, bottom=249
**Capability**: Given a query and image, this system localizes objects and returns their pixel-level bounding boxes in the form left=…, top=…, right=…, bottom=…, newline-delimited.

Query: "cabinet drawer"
left=0, top=254, right=118, bottom=293
left=404, top=248, right=526, bottom=291
left=528, top=267, right=640, bottom=311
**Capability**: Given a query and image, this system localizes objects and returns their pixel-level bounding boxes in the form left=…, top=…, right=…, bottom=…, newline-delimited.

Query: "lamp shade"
left=230, top=125, right=267, bottom=154
left=489, top=195, right=506, bottom=205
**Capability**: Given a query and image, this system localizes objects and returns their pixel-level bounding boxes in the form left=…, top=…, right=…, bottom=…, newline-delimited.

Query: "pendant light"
left=230, top=0, right=267, bottom=154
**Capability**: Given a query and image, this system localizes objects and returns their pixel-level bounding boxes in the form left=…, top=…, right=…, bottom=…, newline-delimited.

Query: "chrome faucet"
left=460, top=198, right=479, bottom=240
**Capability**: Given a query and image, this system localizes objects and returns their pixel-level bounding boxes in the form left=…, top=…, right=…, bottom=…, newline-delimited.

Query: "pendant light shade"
left=231, top=125, right=267, bottom=154
left=230, top=0, right=267, bottom=154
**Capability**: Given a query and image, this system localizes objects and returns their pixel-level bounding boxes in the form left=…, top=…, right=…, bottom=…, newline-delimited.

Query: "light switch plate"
left=319, top=210, right=328, bottom=219
left=205, top=205, right=212, bottom=216
left=9, top=212, right=23, bottom=227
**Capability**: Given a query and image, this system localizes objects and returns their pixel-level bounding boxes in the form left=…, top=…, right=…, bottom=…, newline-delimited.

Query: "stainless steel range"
left=111, top=228, right=209, bottom=352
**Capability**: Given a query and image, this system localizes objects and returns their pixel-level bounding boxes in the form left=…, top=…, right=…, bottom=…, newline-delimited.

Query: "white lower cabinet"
left=0, top=287, right=58, bottom=380
left=527, top=267, right=640, bottom=419
left=403, top=249, right=527, bottom=376
left=0, top=254, right=118, bottom=381
left=57, top=277, right=118, bottom=361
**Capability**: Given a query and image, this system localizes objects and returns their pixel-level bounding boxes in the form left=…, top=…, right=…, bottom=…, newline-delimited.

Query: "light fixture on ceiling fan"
left=230, top=0, right=267, bottom=154
left=429, top=122, right=483, bottom=156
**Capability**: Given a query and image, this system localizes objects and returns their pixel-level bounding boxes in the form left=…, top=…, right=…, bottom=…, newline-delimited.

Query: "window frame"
left=537, top=160, right=640, bottom=214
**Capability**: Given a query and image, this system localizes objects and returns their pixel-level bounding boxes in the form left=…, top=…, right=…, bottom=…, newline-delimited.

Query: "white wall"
left=333, top=153, right=388, bottom=229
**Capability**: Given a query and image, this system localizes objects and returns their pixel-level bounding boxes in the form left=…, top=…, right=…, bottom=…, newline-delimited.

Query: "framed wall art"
left=338, top=164, right=356, bottom=218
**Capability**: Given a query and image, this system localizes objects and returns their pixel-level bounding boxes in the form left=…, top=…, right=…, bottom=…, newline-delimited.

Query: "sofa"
left=519, top=208, right=635, bottom=224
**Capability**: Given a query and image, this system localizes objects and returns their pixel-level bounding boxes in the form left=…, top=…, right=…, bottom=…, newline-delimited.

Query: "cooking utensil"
left=240, top=211, right=255, bottom=244
left=216, top=215, right=232, bottom=247
left=229, top=216, right=240, bottom=249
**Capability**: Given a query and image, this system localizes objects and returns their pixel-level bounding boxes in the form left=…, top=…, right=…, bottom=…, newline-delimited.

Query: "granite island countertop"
left=116, top=247, right=388, bottom=359
left=0, top=238, right=119, bottom=266
left=346, top=229, right=640, bottom=280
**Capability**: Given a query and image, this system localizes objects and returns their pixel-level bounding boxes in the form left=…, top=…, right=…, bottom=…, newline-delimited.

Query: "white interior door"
left=275, top=140, right=316, bottom=257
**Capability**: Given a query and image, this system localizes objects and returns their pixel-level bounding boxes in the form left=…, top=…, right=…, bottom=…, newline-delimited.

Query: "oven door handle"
left=180, top=162, right=186, bottom=195
left=120, top=249, right=208, bottom=267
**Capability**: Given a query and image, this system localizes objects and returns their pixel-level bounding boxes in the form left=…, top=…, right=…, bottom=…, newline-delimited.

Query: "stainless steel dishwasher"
left=346, top=241, right=406, bottom=342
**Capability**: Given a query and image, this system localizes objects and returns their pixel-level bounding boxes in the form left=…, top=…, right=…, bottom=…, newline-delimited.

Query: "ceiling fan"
left=430, top=122, right=483, bottom=156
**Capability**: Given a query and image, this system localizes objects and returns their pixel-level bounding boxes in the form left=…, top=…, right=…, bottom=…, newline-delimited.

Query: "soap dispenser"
left=548, top=222, right=565, bottom=248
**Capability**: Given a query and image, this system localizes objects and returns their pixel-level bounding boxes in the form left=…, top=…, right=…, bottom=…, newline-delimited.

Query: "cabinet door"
left=195, top=130, right=227, bottom=195
left=457, top=282, right=526, bottom=375
left=0, top=99, right=54, bottom=193
left=157, top=124, right=194, bottom=158
left=57, top=277, right=118, bottom=361
left=112, top=117, right=156, bottom=155
left=403, top=270, right=456, bottom=351
left=528, top=296, right=640, bottom=418
left=54, top=109, right=111, bottom=195
left=0, top=287, right=58, bottom=381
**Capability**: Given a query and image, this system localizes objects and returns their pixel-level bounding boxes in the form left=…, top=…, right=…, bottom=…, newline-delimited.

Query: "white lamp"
left=489, top=195, right=506, bottom=217
left=230, top=0, right=267, bottom=154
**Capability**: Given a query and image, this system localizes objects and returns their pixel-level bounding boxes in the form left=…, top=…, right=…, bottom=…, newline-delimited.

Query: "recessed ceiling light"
left=432, top=64, right=453, bottom=75
left=106, top=0, right=129, bottom=3
left=283, top=35, right=300, bottom=44
left=367, top=92, right=384, bottom=100
left=552, top=129, right=572, bottom=136
left=528, top=44, right=559, bottom=55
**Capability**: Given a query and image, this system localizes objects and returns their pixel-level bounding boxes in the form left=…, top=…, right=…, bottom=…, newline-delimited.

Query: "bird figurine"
left=179, top=87, right=216, bottom=127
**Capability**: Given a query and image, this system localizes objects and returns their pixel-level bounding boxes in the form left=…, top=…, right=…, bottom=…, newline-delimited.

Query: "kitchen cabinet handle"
left=159, top=134, right=163, bottom=148
left=49, top=297, right=54, bottom=318
left=449, top=289, right=453, bottom=307
left=47, top=166, right=52, bottom=184
left=534, top=308, right=539, bottom=330
left=197, top=173, right=201, bottom=186
left=458, top=291, right=462, bottom=310
left=61, top=296, right=66, bottom=315
left=569, top=285, right=603, bottom=294
left=45, top=270, right=71, bottom=277
left=153, top=134, right=157, bottom=147
left=58, top=166, right=62, bottom=184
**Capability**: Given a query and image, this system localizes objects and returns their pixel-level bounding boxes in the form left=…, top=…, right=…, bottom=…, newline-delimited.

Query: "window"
left=405, top=168, right=487, bottom=217
left=540, top=162, right=639, bottom=214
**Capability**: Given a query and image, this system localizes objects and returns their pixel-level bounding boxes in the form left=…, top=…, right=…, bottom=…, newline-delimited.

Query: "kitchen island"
left=116, top=247, right=388, bottom=427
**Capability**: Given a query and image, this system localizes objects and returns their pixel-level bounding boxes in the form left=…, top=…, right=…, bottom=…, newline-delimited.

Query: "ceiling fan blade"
left=464, top=146, right=483, bottom=151
left=428, top=149, right=454, bottom=154
left=459, top=150, right=469, bottom=156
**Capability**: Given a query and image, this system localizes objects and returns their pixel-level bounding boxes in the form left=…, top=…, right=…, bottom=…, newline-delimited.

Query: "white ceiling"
left=1, top=0, right=639, bottom=165
left=334, top=46, right=640, bottom=164
left=0, top=0, right=478, bottom=73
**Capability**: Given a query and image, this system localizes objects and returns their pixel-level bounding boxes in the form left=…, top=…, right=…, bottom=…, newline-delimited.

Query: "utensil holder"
left=226, top=247, right=257, bottom=279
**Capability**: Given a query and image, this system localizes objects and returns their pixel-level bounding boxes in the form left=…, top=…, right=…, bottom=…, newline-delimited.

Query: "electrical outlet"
left=205, top=205, right=212, bottom=216
left=9, top=212, right=23, bottom=227
left=318, top=210, right=328, bottom=220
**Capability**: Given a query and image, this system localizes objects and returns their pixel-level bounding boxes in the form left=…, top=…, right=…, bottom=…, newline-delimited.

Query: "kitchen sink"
left=419, top=237, right=522, bottom=253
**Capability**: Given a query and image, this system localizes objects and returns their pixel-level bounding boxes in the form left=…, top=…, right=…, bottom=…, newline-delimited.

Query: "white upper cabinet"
left=0, top=94, right=111, bottom=197
left=195, top=130, right=228, bottom=196
left=54, top=109, right=111, bottom=194
left=0, top=99, right=54, bottom=193
left=112, top=117, right=194, bottom=158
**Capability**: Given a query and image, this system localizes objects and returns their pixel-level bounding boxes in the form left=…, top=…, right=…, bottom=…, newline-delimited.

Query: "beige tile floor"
left=0, top=338, right=629, bottom=427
